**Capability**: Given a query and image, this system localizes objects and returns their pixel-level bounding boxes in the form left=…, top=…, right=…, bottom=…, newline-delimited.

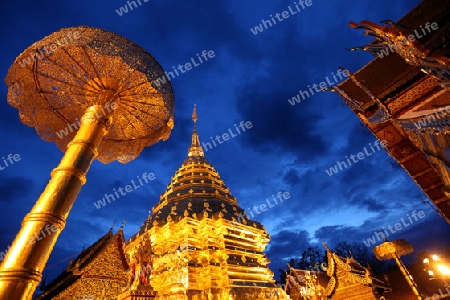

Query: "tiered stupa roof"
left=132, top=105, right=263, bottom=239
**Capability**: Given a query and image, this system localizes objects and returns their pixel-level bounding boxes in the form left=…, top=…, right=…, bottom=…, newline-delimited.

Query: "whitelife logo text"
left=250, top=0, right=313, bottom=35
left=363, top=210, right=426, bottom=247
left=18, top=31, right=81, bottom=68
left=94, top=172, right=156, bottom=209
left=153, top=50, right=215, bottom=87
left=325, top=140, right=387, bottom=176
left=55, top=102, right=118, bottom=139
left=377, top=22, right=439, bottom=59
left=201, top=121, right=252, bottom=153
left=288, top=68, right=350, bottom=106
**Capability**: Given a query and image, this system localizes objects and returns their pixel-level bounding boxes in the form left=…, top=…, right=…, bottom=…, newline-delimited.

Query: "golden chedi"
left=124, top=106, right=289, bottom=299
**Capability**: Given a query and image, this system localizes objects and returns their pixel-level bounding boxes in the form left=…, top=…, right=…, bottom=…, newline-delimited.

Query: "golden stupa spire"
left=188, top=104, right=204, bottom=157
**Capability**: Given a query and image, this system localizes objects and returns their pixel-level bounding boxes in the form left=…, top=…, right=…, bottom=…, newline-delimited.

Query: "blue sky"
left=1, top=0, right=449, bottom=286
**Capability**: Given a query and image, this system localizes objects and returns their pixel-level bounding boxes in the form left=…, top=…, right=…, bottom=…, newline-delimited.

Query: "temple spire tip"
left=188, top=104, right=204, bottom=157
left=119, top=219, right=126, bottom=231
left=192, top=104, right=198, bottom=124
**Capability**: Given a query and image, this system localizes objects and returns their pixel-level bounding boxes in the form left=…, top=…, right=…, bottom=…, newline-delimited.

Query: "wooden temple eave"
left=335, top=69, right=450, bottom=221
left=339, top=54, right=420, bottom=110
left=339, top=57, right=443, bottom=119
left=392, top=79, right=446, bottom=118
left=375, top=62, right=423, bottom=105
left=334, top=0, right=450, bottom=218
left=387, top=75, right=442, bottom=117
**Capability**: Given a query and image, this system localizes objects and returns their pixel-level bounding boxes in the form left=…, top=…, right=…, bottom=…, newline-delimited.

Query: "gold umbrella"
left=373, top=239, right=422, bottom=300
left=5, top=26, right=174, bottom=163
left=0, top=26, right=174, bottom=299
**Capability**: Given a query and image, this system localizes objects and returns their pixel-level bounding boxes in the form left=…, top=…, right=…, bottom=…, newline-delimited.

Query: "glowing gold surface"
left=37, top=229, right=129, bottom=299
left=1, top=26, right=174, bottom=299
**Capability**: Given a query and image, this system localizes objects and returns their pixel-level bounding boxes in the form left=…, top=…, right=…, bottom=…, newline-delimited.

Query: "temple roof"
left=323, top=243, right=390, bottom=290
left=334, top=0, right=450, bottom=221
left=37, top=228, right=128, bottom=299
left=337, top=0, right=450, bottom=115
left=153, top=154, right=238, bottom=211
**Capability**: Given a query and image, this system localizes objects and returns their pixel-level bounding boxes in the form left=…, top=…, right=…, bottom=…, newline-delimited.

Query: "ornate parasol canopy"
left=5, top=26, right=174, bottom=163
left=373, top=239, right=414, bottom=261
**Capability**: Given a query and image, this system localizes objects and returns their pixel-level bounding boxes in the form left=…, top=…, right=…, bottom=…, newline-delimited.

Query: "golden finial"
left=120, top=219, right=126, bottom=230
left=192, top=104, right=198, bottom=124
left=188, top=104, right=204, bottom=157
left=322, top=241, right=331, bottom=251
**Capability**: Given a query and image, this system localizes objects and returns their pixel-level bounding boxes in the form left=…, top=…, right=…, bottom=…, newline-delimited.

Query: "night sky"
left=1, top=0, right=449, bottom=288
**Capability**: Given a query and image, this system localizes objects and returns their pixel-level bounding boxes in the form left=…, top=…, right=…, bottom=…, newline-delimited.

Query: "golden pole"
left=0, top=105, right=110, bottom=300
left=392, top=252, right=422, bottom=300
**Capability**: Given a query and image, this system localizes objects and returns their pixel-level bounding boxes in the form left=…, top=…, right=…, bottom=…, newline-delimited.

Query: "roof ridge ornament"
left=348, top=20, right=450, bottom=89
left=119, top=219, right=126, bottom=231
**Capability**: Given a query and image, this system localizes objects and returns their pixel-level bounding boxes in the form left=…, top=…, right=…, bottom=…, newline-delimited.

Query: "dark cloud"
left=283, top=168, right=301, bottom=186
left=0, top=176, right=33, bottom=203
left=266, top=229, right=312, bottom=273
left=349, top=196, right=387, bottom=213
left=236, top=86, right=328, bottom=160
left=314, top=225, right=364, bottom=248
